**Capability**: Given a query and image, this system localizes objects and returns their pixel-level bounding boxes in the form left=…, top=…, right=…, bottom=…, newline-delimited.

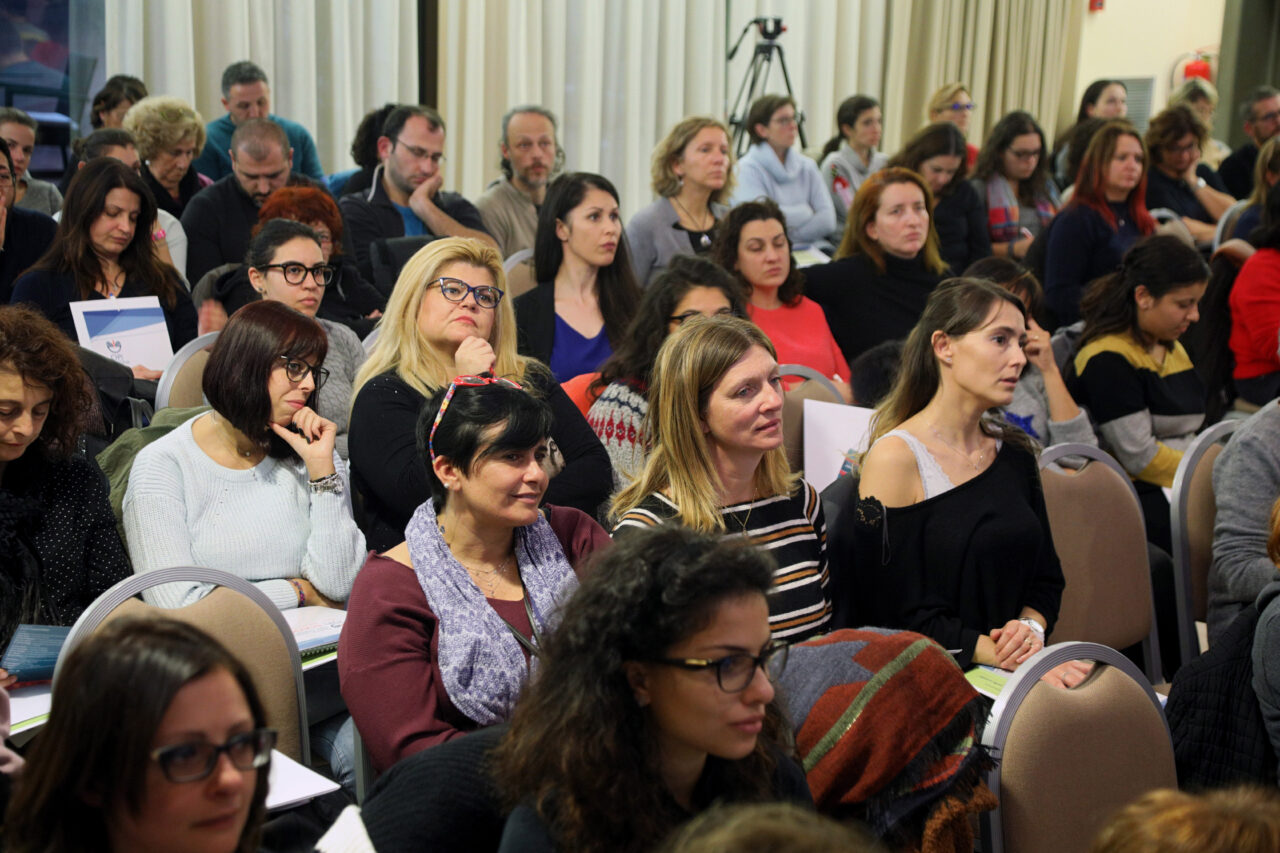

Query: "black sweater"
left=804, top=252, right=944, bottom=363
left=0, top=206, right=57, bottom=303
left=834, top=441, right=1064, bottom=669
left=934, top=180, right=991, bottom=275
left=348, top=369, right=613, bottom=550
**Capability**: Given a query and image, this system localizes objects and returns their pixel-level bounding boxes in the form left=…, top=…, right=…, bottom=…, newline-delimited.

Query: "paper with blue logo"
left=69, top=295, right=173, bottom=369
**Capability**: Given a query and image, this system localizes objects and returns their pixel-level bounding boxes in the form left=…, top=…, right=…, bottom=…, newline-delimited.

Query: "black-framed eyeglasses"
left=150, top=728, right=277, bottom=783
left=669, top=307, right=739, bottom=326
left=1008, top=148, right=1042, bottom=161
left=428, top=374, right=524, bottom=464
left=655, top=643, right=789, bottom=693
left=258, top=262, right=334, bottom=287
left=427, top=277, right=504, bottom=309
left=277, top=355, right=330, bottom=390
left=394, top=137, right=446, bottom=165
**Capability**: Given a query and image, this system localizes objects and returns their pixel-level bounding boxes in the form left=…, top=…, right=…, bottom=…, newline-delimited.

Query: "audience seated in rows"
left=1053, top=79, right=1128, bottom=188
left=122, top=94, right=209, bottom=218
left=11, top=158, right=196, bottom=377
left=181, top=117, right=301, bottom=283
left=626, top=116, right=732, bottom=287
left=612, top=316, right=832, bottom=643
left=515, top=172, right=641, bottom=381
left=0, top=107, right=61, bottom=215
left=338, top=105, right=496, bottom=281
left=349, top=238, right=611, bottom=551
left=1144, top=105, right=1235, bottom=245
left=888, top=121, right=989, bottom=274
left=805, top=167, right=948, bottom=364
left=193, top=60, right=325, bottom=182
left=709, top=200, right=851, bottom=401
left=972, top=110, right=1061, bottom=261
left=1218, top=85, right=1280, bottom=199
left=818, top=95, right=888, bottom=243
left=586, top=255, right=746, bottom=488
left=0, top=144, right=55, bottom=302
left=476, top=105, right=561, bottom=259
left=339, top=379, right=608, bottom=773
left=730, top=94, right=835, bottom=247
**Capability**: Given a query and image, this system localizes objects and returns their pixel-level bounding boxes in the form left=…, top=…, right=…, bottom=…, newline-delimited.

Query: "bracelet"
left=1019, top=617, right=1046, bottom=644
left=288, top=578, right=306, bottom=607
left=308, top=472, right=344, bottom=496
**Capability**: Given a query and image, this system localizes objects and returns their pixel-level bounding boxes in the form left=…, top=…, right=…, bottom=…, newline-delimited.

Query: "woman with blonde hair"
left=1227, top=135, right=1280, bottom=242
left=349, top=237, right=611, bottom=550
left=1091, top=788, right=1280, bottom=853
left=611, top=315, right=830, bottom=642
left=626, top=116, right=734, bottom=286
left=122, top=95, right=209, bottom=217
left=926, top=82, right=979, bottom=167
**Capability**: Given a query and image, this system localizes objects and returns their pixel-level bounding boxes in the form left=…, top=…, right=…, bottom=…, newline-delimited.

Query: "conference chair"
left=154, top=331, right=219, bottom=409
left=980, top=642, right=1176, bottom=853
left=55, top=566, right=310, bottom=762
left=1213, top=198, right=1250, bottom=251
left=503, top=248, right=536, bottom=299
left=1169, top=419, right=1239, bottom=664
left=369, top=235, right=436, bottom=298
left=779, top=364, right=843, bottom=472
left=1039, top=443, right=1163, bottom=683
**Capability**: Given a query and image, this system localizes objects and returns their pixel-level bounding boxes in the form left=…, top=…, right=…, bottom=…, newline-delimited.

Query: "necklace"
left=672, top=195, right=714, bottom=247
left=928, top=423, right=987, bottom=472
left=727, top=492, right=757, bottom=536
left=439, top=520, right=515, bottom=597
left=212, top=413, right=258, bottom=460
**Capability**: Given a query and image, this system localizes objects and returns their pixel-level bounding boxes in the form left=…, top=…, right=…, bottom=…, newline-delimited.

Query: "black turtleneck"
left=803, top=252, right=945, bottom=362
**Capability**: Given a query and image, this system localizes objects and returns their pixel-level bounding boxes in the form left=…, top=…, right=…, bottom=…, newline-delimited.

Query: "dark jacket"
left=1218, top=141, right=1259, bottom=200
left=0, top=206, right=57, bottom=303
left=142, top=164, right=205, bottom=219
left=513, top=281, right=556, bottom=365
left=180, top=173, right=261, bottom=283
left=934, top=180, right=992, bottom=275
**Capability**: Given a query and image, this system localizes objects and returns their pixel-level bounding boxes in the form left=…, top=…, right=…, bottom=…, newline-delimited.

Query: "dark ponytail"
left=821, top=95, right=880, bottom=158
left=1079, top=234, right=1209, bottom=347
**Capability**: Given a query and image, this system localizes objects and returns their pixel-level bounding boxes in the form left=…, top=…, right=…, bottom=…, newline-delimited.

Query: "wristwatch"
left=1195, top=176, right=1207, bottom=190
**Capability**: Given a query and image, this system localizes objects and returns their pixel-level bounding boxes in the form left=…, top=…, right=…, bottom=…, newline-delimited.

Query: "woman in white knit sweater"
left=123, top=299, right=366, bottom=610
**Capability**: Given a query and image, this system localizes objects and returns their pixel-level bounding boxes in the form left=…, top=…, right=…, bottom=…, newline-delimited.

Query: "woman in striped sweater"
left=610, top=315, right=831, bottom=642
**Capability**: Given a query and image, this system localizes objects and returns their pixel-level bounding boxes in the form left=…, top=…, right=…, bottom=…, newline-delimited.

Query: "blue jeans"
left=305, top=663, right=355, bottom=793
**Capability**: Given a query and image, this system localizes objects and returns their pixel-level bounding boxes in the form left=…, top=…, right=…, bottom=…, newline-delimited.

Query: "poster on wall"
left=70, top=296, right=173, bottom=369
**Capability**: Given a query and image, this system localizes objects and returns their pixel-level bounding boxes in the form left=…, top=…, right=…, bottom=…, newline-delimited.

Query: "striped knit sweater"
left=612, top=482, right=831, bottom=642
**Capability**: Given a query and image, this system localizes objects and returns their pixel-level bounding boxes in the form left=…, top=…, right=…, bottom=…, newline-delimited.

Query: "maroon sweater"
left=338, top=505, right=610, bottom=774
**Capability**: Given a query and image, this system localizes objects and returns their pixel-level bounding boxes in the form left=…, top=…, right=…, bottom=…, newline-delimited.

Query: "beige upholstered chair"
left=1169, top=420, right=1239, bottom=664
left=981, top=642, right=1176, bottom=853
left=502, top=248, right=537, bottom=299
left=779, top=365, right=843, bottom=473
left=1039, top=444, right=1163, bottom=683
left=154, top=331, right=219, bottom=410
left=55, top=567, right=309, bottom=762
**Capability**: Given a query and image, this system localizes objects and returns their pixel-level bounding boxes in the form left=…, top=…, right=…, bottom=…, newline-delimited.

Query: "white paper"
left=282, top=607, right=347, bottom=652
left=69, top=295, right=173, bottom=370
left=802, top=400, right=875, bottom=492
left=266, top=749, right=340, bottom=811
left=8, top=683, right=52, bottom=733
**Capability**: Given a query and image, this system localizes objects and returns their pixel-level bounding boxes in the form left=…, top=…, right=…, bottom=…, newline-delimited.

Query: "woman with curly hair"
left=122, top=95, right=209, bottom=217
left=1144, top=104, right=1236, bottom=244
left=971, top=111, right=1061, bottom=261
left=0, top=305, right=131, bottom=688
left=494, top=525, right=808, bottom=852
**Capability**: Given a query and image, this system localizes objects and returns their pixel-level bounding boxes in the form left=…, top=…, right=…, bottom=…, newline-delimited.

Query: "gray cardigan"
left=625, top=196, right=727, bottom=287
left=15, top=173, right=61, bottom=216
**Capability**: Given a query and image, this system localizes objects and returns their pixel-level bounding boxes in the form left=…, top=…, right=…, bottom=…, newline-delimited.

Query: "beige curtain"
left=104, top=0, right=419, bottom=174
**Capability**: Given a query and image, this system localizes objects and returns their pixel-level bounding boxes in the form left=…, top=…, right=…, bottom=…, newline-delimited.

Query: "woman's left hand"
left=270, top=406, right=338, bottom=479
left=990, top=619, right=1043, bottom=669
left=1040, top=659, right=1094, bottom=689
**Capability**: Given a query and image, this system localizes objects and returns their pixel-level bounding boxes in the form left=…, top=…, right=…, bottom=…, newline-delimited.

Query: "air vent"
left=1116, top=76, right=1157, bottom=133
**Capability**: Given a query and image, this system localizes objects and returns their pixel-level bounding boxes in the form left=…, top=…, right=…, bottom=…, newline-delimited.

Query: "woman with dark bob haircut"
left=340, top=378, right=609, bottom=773
left=709, top=199, right=851, bottom=401
left=494, top=525, right=808, bottom=853
left=6, top=618, right=273, bottom=853
left=586, top=255, right=747, bottom=487
left=970, top=111, right=1062, bottom=261
left=0, top=305, right=130, bottom=687
left=515, top=172, right=642, bottom=381
left=10, top=158, right=196, bottom=377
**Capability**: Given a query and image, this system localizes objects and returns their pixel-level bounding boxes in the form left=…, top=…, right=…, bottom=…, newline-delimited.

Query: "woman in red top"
left=710, top=199, right=852, bottom=401
left=1229, top=204, right=1280, bottom=406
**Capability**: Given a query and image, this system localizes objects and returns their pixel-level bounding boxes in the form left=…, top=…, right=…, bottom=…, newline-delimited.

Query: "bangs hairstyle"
left=746, top=94, right=796, bottom=145
left=973, top=111, right=1053, bottom=207
left=355, top=237, right=537, bottom=398
left=31, top=157, right=182, bottom=308
left=836, top=166, right=948, bottom=275
left=6, top=618, right=270, bottom=853
left=1144, top=105, right=1209, bottom=166
left=710, top=199, right=804, bottom=306
left=651, top=116, right=734, bottom=204
left=964, top=256, right=1046, bottom=320
left=1070, top=120, right=1155, bottom=235
left=592, top=254, right=747, bottom=394
left=256, top=186, right=344, bottom=251
left=245, top=218, right=321, bottom=268
left=416, top=380, right=554, bottom=510
left=203, top=300, right=328, bottom=459
left=821, top=94, right=880, bottom=159
left=494, top=526, right=783, bottom=853
left=612, top=315, right=796, bottom=532
left=887, top=121, right=970, bottom=197
left=0, top=305, right=94, bottom=460
left=1079, top=234, right=1209, bottom=349
left=868, top=277, right=1033, bottom=455
left=122, top=95, right=205, bottom=162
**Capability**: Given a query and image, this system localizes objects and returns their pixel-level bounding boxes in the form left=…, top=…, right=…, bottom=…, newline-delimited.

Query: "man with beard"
left=475, top=106, right=561, bottom=257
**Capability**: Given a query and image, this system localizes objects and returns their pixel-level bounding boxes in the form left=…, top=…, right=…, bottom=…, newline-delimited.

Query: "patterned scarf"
left=405, top=499, right=578, bottom=725
left=982, top=171, right=1060, bottom=244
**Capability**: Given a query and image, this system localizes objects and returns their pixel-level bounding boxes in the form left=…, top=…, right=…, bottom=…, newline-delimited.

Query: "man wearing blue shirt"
left=192, top=60, right=324, bottom=182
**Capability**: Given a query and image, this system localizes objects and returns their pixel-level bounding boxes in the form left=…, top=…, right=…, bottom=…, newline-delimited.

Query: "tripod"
left=726, top=17, right=806, bottom=157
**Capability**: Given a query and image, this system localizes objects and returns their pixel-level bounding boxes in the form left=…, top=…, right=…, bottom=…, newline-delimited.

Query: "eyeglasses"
left=277, top=355, right=330, bottom=390
left=655, top=643, right=789, bottom=693
left=949, top=102, right=977, bottom=112
left=428, top=374, right=524, bottom=464
left=1008, top=148, right=1042, bottom=160
left=669, top=307, right=738, bottom=325
left=770, top=114, right=798, bottom=127
left=150, top=728, right=277, bottom=783
left=1166, top=140, right=1200, bottom=156
left=427, top=277, right=504, bottom=309
left=394, top=138, right=446, bottom=165
left=1253, top=109, right=1280, bottom=125
left=258, top=262, right=334, bottom=286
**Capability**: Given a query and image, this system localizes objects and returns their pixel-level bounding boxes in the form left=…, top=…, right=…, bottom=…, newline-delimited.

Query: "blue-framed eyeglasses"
left=427, top=277, right=505, bottom=309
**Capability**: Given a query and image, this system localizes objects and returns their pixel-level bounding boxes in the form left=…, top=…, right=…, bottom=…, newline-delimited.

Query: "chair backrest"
left=370, top=235, right=436, bottom=298
left=1039, top=443, right=1163, bottom=683
left=981, top=642, right=1176, bottom=853
left=362, top=324, right=381, bottom=354
left=502, top=249, right=537, bottom=300
left=1214, top=198, right=1251, bottom=251
left=54, top=567, right=309, bottom=762
left=1170, top=419, right=1239, bottom=663
left=780, top=372, right=843, bottom=472
left=154, top=331, right=219, bottom=410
